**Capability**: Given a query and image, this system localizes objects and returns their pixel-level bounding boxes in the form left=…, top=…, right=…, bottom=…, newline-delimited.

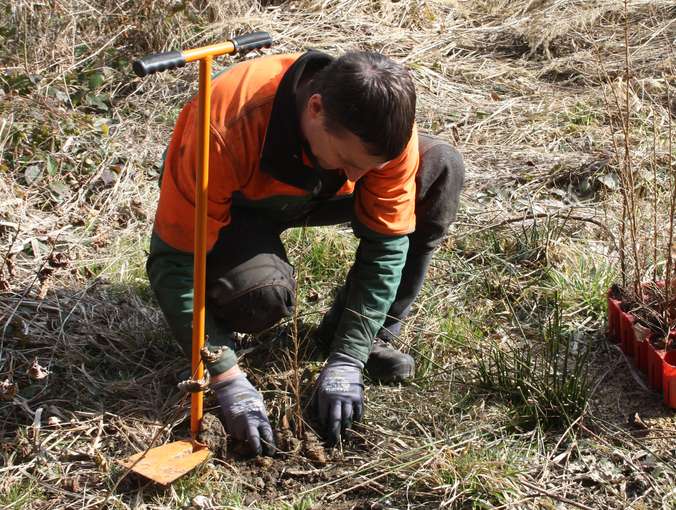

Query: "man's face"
left=301, top=94, right=388, bottom=181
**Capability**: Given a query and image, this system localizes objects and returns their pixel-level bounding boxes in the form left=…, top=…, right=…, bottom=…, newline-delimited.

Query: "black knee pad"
left=206, top=253, right=296, bottom=333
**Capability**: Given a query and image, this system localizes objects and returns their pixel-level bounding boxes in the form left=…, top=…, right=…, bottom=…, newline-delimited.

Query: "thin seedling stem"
left=665, top=84, right=675, bottom=323
left=622, top=0, right=642, bottom=299
left=596, top=50, right=628, bottom=287
left=290, top=247, right=304, bottom=438
left=652, top=111, right=658, bottom=283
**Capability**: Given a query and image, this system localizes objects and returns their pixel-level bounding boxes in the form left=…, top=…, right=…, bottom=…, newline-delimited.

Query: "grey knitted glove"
left=211, top=373, right=275, bottom=456
left=313, top=352, right=364, bottom=444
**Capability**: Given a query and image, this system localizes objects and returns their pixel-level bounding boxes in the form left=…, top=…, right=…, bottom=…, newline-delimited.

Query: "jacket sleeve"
left=146, top=232, right=238, bottom=376
left=329, top=130, right=419, bottom=362
left=330, top=219, right=409, bottom=364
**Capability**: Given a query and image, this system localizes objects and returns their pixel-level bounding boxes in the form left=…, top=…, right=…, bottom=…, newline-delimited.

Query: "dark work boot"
left=365, top=339, right=415, bottom=383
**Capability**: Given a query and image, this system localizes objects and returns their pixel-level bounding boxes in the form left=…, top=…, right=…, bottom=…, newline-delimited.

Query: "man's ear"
left=307, top=93, right=323, bottom=120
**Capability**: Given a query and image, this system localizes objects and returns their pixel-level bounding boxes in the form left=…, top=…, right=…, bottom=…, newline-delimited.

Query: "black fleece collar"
left=259, top=51, right=347, bottom=198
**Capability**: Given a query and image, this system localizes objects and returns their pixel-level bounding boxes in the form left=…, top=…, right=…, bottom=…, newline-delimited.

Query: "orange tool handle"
left=132, top=32, right=272, bottom=77
left=132, top=32, right=273, bottom=443
left=191, top=56, right=211, bottom=442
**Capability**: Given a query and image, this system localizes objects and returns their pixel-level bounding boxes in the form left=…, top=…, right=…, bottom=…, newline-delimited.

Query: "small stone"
left=255, top=456, right=274, bottom=469
left=303, top=432, right=327, bottom=465
left=192, top=495, right=212, bottom=509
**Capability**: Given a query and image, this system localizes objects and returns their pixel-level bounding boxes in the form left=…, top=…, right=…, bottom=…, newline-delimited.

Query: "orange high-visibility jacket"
left=154, top=51, right=418, bottom=254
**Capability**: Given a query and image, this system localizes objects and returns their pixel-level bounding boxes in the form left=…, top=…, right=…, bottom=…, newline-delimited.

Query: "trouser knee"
left=206, top=253, right=296, bottom=333
left=414, top=135, right=465, bottom=251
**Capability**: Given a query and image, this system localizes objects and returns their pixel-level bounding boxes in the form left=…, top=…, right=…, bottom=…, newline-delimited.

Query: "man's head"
left=299, top=51, right=416, bottom=180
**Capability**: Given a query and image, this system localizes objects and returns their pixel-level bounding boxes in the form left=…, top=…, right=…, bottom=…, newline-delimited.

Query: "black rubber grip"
left=133, top=51, right=187, bottom=77
left=232, top=32, right=273, bottom=53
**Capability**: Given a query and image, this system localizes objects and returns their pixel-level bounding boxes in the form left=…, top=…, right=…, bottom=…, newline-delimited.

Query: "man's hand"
left=313, top=353, right=364, bottom=444
left=211, top=372, right=275, bottom=456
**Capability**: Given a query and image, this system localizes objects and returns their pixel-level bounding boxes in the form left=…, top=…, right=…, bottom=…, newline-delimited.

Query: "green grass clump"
left=476, top=301, right=592, bottom=431
left=434, top=447, right=521, bottom=509
left=546, top=247, right=616, bottom=322
left=283, top=226, right=356, bottom=298
left=440, top=309, right=485, bottom=349
left=412, top=309, right=486, bottom=379
left=262, top=496, right=316, bottom=510
left=0, top=479, right=45, bottom=509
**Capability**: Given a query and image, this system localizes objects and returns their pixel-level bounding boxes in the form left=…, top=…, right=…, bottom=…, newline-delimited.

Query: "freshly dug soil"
left=197, top=412, right=228, bottom=459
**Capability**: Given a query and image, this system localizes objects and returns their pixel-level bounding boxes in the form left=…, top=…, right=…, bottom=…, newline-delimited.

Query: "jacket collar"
left=260, top=51, right=346, bottom=197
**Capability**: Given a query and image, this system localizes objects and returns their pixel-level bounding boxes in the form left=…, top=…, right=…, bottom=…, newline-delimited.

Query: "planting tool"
left=119, top=32, right=273, bottom=485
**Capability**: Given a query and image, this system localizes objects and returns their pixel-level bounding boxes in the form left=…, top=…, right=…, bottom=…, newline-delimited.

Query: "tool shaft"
left=191, top=56, right=212, bottom=439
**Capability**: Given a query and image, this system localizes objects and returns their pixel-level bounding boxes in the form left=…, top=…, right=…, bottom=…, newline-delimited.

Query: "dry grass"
left=1, top=1, right=675, bottom=508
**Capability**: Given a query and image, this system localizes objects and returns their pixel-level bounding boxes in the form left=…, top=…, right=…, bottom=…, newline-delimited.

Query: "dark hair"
left=310, top=52, right=416, bottom=161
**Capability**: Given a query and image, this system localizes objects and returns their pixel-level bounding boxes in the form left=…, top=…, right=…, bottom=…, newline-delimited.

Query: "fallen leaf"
left=632, top=323, right=650, bottom=343
left=0, top=379, right=17, bottom=400
left=451, top=125, right=460, bottom=143
left=628, top=412, right=650, bottom=431
left=47, top=252, right=70, bottom=268
left=49, top=180, right=71, bottom=199
left=5, top=255, right=15, bottom=277
left=47, top=416, right=62, bottom=426
left=62, top=476, right=81, bottom=492
left=24, top=165, right=42, bottom=184
left=29, top=358, right=49, bottom=380
left=177, top=376, right=208, bottom=393
left=36, top=277, right=51, bottom=300
left=100, top=169, right=117, bottom=186
left=44, top=404, right=68, bottom=422
left=597, top=172, right=619, bottom=190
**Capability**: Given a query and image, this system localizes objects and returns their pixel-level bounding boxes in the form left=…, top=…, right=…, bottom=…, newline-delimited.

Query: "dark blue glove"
left=313, top=353, right=364, bottom=444
left=211, top=373, right=275, bottom=456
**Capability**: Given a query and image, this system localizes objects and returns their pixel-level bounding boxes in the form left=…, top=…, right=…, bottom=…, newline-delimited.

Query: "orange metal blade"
left=119, top=441, right=211, bottom=486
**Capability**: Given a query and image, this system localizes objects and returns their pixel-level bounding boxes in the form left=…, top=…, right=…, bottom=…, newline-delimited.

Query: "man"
left=146, top=50, right=464, bottom=456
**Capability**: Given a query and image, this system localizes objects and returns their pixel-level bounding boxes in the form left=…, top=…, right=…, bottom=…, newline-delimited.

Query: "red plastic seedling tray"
left=607, top=289, right=676, bottom=409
